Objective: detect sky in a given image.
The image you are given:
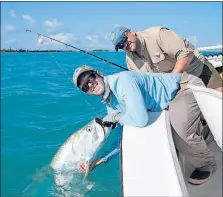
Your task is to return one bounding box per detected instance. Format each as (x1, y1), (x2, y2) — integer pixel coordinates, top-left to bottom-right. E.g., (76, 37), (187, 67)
(1, 1), (222, 50)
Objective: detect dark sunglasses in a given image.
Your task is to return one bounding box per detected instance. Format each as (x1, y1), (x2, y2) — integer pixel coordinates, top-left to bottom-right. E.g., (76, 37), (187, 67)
(81, 73), (97, 92)
(116, 36), (128, 50)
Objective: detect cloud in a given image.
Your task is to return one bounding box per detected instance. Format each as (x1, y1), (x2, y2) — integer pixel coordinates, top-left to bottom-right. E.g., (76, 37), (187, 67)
(5, 25), (16, 32)
(51, 33), (75, 43)
(86, 35), (100, 43)
(84, 34), (112, 50)
(22, 14), (35, 24)
(186, 36), (199, 46)
(44, 19), (62, 32)
(38, 33), (75, 46)
(9, 10), (16, 18)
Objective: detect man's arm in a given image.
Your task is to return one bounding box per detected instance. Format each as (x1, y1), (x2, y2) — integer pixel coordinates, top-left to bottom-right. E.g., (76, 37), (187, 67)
(101, 148), (120, 163)
(172, 55), (193, 73)
(117, 75), (149, 127)
(103, 105), (120, 123)
(157, 28), (194, 73)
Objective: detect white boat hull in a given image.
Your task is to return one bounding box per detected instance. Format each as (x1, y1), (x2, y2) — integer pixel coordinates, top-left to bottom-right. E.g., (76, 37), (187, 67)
(188, 85), (222, 150)
(121, 111), (188, 197)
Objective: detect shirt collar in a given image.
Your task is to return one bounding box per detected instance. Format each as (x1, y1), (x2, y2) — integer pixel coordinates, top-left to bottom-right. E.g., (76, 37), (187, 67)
(101, 77), (111, 104)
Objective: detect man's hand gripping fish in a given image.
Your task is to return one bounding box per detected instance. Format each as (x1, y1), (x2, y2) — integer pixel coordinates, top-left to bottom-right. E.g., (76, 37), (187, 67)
(50, 117), (116, 180)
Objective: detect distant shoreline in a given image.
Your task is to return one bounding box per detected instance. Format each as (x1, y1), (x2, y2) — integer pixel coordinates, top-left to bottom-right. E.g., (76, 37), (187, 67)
(0, 49), (116, 53)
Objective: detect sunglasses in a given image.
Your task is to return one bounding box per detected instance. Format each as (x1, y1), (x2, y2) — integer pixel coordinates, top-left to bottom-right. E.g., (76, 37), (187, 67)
(116, 36), (128, 50)
(80, 73), (97, 92)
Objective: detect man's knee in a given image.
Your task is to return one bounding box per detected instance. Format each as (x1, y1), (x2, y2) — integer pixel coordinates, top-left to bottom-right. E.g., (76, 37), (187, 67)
(169, 90), (201, 141)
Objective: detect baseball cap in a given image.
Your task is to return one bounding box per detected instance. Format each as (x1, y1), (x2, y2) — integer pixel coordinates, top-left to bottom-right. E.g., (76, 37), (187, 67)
(73, 65), (96, 87)
(110, 26), (128, 51)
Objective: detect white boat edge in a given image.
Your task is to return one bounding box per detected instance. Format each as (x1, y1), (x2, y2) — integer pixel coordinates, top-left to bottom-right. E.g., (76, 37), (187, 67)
(121, 111), (189, 197)
(188, 84), (222, 150)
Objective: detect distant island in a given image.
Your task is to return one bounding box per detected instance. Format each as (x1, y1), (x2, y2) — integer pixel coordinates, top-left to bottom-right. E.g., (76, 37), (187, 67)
(0, 48), (113, 53)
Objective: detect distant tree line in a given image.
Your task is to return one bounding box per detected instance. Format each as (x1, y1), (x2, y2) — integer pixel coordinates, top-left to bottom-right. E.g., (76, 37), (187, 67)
(1, 48), (73, 52)
(0, 48), (111, 53)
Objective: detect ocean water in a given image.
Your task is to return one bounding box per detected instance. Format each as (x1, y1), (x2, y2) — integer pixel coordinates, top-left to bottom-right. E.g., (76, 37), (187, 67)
(1, 52), (126, 197)
(1, 50), (220, 197)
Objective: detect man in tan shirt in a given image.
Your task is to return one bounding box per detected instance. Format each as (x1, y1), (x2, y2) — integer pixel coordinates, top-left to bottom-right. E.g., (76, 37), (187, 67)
(110, 26), (222, 185)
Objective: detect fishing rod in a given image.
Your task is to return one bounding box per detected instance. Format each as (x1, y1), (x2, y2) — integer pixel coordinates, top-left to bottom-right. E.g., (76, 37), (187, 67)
(26, 29), (128, 71)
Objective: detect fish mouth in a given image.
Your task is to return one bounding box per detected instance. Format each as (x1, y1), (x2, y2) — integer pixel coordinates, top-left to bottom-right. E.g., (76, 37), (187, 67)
(103, 126), (111, 138)
(94, 118), (112, 136)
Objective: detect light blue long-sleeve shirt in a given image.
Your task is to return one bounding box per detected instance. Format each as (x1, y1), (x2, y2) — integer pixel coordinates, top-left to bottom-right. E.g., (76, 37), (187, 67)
(102, 148), (120, 163)
(103, 71), (182, 127)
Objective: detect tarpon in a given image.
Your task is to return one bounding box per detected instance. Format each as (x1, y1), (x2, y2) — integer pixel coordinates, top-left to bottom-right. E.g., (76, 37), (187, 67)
(50, 118), (112, 185)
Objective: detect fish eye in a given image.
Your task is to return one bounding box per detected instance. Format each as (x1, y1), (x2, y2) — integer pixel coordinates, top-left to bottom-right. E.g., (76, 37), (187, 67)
(87, 125), (92, 132)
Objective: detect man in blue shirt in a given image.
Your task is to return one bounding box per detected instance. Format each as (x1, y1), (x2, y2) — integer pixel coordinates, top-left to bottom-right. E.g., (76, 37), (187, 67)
(73, 65), (182, 127)
(74, 65), (182, 173)
(73, 65), (216, 185)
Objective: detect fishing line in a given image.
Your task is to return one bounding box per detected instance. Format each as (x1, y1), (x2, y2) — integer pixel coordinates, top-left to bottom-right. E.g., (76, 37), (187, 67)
(48, 51), (98, 123)
(38, 35), (70, 80)
(48, 51), (71, 82)
(36, 34), (99, 118)
(24, 32), (102, 194)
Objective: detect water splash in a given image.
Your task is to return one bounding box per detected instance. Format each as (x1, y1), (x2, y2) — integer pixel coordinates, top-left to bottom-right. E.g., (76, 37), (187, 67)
(22, 165), (95, 197)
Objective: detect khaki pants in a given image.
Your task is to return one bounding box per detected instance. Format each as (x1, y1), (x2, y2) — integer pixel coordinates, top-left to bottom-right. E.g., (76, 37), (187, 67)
(168, 74), (216, 171)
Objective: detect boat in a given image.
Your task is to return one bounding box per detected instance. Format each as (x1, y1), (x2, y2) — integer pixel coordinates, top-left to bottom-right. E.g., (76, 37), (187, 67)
(121, 46), (222, 197)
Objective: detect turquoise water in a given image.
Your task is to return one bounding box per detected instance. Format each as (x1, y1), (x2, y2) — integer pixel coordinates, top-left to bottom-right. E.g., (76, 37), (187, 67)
(1, 52), (126, 197)
(1, 50), (220, 197)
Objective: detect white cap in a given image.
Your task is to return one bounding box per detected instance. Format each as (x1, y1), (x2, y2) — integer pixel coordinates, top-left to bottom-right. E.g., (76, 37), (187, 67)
(73, 65), (96, 86)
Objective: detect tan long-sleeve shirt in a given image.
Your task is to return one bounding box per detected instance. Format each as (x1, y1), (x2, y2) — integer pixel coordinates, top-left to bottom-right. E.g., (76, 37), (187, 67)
(126, 27), (205, 77)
